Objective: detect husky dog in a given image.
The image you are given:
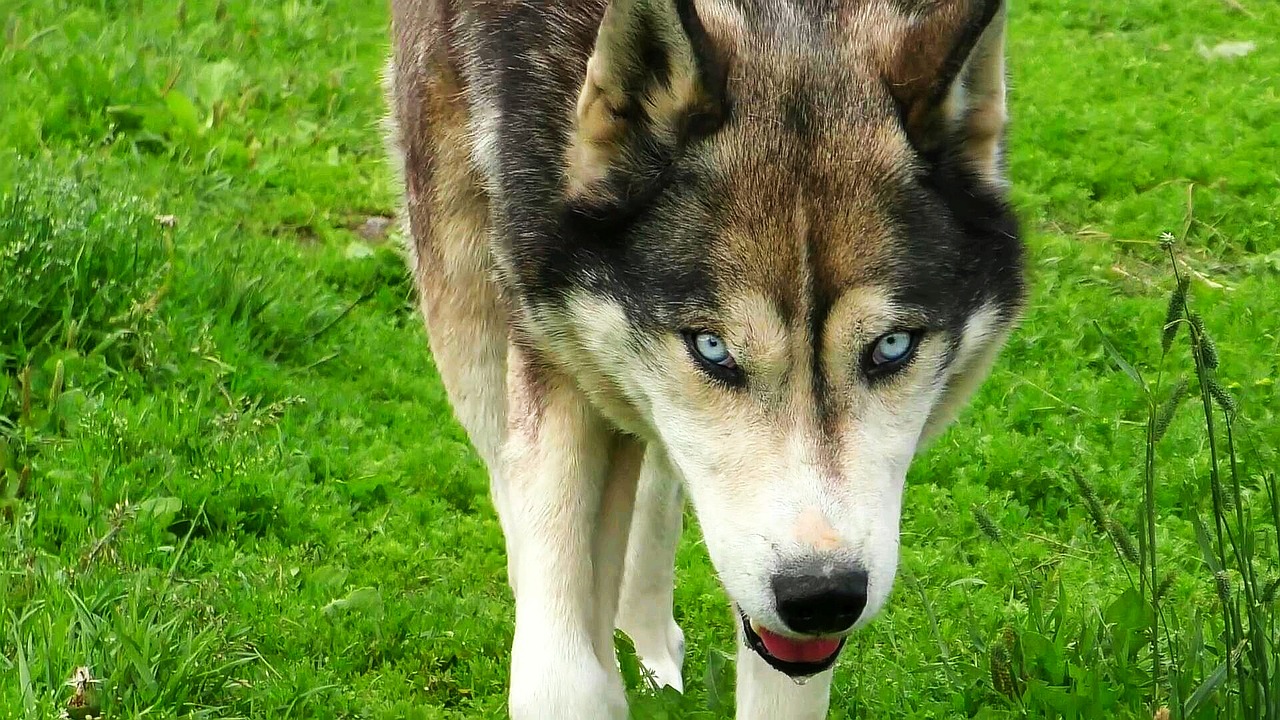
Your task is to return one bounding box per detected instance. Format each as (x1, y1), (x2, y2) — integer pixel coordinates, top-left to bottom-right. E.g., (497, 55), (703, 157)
(383, 0), (1025, 716)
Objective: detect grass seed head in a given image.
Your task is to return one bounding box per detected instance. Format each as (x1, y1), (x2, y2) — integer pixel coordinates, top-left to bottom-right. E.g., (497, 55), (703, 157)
(1263, 576), (1280, 604)
(1207, 378), (1237, 419)
(1072, 470), (1109, 533)
(1214, 571), (1232, 605)
(1108, 520), (1141, 565)
(990, 638), (1018, 697)
(1188, 312), (1219, 370)
(1152, 378), (1188, 444)
(988, 626), (1023, 698)
(973, 506), (1004, 543)
(1161, 276), (1189, 353)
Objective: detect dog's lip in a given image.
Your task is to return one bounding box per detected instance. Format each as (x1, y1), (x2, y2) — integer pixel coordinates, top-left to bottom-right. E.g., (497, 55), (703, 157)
(738, 609), (846, 678)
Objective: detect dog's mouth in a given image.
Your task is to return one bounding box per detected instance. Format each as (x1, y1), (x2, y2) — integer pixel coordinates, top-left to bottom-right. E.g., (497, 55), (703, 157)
(738, 609), (846, 678)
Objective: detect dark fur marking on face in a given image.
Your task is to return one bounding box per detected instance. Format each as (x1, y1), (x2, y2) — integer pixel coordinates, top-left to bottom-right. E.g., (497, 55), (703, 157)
(781, 79), (816, 140)
(918, 138), (1024, 313)
(556, 164), (726, 331)
(807, 282), (837, 438)
(879, 145), (1022, 342)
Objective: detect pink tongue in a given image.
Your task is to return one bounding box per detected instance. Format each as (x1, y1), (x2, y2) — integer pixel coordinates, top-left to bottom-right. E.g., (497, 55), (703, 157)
(755, 625), (842, 664)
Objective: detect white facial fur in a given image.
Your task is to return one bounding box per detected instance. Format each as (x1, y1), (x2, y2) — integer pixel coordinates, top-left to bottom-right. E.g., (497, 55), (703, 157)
(555, 290), (1008, 636)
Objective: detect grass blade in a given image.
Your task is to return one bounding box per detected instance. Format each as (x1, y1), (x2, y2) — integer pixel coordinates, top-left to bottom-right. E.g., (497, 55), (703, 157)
(1092, 321), (1147, 391)
(1189, 506), (1224, 575)
(15, 626), (35, 716)
(1183, 657), (1229, 716)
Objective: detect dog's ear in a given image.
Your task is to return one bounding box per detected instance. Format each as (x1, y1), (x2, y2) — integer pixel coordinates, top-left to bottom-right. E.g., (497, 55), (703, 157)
(883, 0), (1009, 188)
(564, 0), (727, 205)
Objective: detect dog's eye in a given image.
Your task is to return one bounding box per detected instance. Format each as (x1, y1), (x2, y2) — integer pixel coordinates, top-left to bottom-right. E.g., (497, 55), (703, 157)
(864, 330), (921, 377)
(872, 332), (913, 364)
(684, 330), (743, 385)
(693, 332), (734, 366)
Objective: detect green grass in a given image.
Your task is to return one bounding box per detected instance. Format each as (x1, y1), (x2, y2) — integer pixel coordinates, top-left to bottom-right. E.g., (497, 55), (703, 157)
(1, 0), (1278, 717)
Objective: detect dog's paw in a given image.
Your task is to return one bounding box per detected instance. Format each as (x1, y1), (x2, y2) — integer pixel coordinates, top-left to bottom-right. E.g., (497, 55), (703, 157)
(626, 618), (686, 693)
(508, 673), (627, 720)
(509, 642), (627, 720)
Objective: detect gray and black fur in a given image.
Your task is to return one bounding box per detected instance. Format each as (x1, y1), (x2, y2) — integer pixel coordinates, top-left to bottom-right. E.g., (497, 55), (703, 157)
(389, 0), (1023, 362)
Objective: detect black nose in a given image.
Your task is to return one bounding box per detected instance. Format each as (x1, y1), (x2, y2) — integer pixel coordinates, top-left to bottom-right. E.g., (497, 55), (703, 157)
(771, 559), (869, 636)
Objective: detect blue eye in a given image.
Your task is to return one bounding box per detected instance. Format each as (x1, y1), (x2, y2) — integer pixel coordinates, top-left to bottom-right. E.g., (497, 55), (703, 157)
(869, 330), (918, 370)
(693, 332), (734, 366)
(684, 330), (743, 386)
(686, 330), (747, 386)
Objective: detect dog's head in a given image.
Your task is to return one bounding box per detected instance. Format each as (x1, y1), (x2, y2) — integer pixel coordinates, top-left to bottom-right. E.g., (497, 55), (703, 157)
(548, 0), (1025, 676)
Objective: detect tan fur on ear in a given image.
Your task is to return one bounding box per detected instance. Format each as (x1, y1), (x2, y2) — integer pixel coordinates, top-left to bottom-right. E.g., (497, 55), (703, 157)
(883, 0), (1009, 186)
(955, 5), (1008, 187)
(567, 53), (634, 197)
(565, 0), (723, 200)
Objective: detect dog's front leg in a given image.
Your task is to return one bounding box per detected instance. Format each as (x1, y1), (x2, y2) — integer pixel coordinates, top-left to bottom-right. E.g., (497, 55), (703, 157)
(615, 444), (686, 692)
(503, 346), (633, 720)
(734, 624), (834, 720)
